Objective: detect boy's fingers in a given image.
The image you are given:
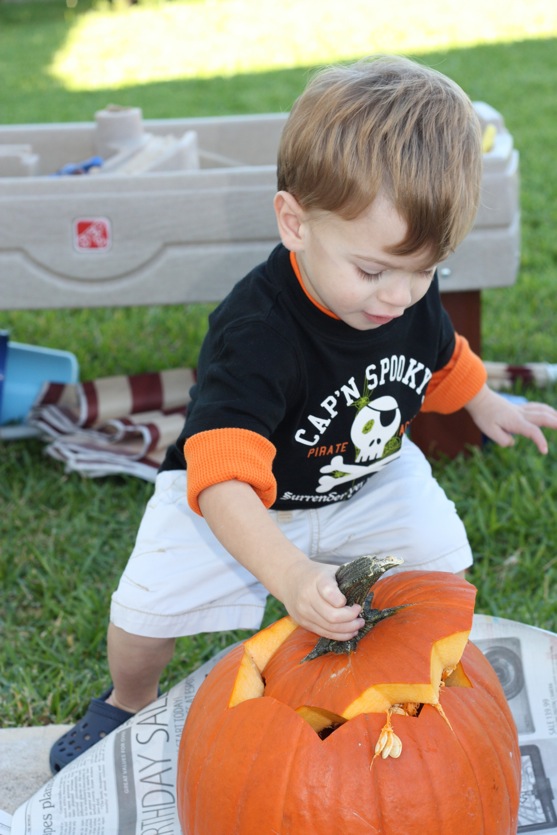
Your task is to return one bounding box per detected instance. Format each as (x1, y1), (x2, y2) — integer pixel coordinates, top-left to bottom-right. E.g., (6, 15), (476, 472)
(514, 410), (552, 453)
(524, 424), (548, 454)
(317, 571), (346, 608)
(305, 611), (365, 641)
(520, 402), (557, 429)
(321, 583), (346, 608)
(308, 597), (363, 636)
(493, 422), (548, 454)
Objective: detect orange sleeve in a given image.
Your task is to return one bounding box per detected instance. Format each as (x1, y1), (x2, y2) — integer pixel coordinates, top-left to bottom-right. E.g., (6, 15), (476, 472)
(421, 333), (487, 414)
(184, 428), (277, 515)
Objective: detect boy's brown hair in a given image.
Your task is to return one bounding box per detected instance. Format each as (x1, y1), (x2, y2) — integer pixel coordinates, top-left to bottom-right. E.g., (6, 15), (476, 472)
(277, 55), (483, 263)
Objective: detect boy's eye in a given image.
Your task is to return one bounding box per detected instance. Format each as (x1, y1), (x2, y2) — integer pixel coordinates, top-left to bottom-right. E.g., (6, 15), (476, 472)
(357, 267), (383, 281)
(356, 266), (436, 282)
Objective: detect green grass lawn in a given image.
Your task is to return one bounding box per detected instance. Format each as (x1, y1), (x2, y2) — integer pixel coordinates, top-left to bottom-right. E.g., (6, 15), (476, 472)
(1, 0), (557, 727)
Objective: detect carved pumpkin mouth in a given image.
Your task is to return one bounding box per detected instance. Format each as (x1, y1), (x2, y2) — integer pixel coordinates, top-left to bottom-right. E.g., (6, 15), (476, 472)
(229, 570), (474, 744)
(310, 660), (472, 741)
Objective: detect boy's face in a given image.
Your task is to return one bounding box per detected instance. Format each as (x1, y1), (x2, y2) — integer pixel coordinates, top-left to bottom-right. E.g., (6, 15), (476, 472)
(281, 193), (437, 332)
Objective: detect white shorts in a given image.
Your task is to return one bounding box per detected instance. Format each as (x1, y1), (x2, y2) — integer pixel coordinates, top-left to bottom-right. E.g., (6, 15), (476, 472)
(110, 437), (472, 638)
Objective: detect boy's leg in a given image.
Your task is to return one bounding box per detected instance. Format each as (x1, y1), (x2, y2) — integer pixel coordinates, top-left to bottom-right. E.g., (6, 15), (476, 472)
(50, 470), (269, 772)
(321, 436), (473, 572)
(333, 436), (473, 571)
(49, 632), (172, 773)
(106, 625), (175, 713)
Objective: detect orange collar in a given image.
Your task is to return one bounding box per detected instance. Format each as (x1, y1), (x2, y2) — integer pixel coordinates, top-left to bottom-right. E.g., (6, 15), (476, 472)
(289, 251), (339, 320)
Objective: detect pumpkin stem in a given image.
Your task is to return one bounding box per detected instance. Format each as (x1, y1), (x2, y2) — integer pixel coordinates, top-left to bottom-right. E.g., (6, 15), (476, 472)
(336, 555), (404, 606)
(302, 555), (407, 662)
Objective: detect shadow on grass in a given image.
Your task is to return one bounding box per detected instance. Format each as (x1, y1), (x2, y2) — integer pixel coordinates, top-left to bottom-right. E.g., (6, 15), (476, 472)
(0, 0), (556, 132)
(1, 11), (555, 200)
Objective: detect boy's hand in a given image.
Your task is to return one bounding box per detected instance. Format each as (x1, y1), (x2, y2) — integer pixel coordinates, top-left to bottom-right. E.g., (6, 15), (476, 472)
(466, 384), (557, 454)
(277, 559), (365, 641)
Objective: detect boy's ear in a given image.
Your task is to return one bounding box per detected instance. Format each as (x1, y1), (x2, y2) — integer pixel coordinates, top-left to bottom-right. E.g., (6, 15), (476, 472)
(274, 191), (306, 251)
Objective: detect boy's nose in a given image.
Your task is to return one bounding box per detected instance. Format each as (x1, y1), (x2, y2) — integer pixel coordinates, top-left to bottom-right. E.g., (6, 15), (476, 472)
(378, 273), (413, 310)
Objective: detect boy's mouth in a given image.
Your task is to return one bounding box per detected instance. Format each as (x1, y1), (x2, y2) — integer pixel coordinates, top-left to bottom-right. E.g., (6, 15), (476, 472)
(363, 313), (399, 325)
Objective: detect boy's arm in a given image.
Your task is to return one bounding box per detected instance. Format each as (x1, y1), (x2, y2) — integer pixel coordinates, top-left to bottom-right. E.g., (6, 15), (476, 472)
(421, 334), (487, 414)
(422, 334), (557, 453)
(197, 479), (364, 641)
(464, 383), (557, 454)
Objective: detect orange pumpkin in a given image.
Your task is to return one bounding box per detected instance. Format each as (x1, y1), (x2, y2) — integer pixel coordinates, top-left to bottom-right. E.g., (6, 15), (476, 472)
(177, 570), (520, 834)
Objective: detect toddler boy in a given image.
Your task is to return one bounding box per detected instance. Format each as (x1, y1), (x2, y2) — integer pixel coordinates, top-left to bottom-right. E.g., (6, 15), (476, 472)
(51, 55), (557, 771)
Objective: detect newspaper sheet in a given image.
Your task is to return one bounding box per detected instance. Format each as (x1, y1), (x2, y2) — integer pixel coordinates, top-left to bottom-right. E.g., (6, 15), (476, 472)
(6, 648), (230, 835)
(470, 615), (557, 833)
(2, 616), (556, 834)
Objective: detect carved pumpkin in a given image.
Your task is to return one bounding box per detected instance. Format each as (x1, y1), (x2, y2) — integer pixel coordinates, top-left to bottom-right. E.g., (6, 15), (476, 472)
(177, 570), (520, 834)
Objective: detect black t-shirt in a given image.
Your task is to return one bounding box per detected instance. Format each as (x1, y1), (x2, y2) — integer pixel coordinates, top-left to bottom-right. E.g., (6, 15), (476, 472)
(161, 244), (455, 509)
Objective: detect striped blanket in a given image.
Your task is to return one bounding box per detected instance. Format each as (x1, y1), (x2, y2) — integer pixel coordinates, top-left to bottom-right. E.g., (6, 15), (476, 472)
(30, 368), (195, 481)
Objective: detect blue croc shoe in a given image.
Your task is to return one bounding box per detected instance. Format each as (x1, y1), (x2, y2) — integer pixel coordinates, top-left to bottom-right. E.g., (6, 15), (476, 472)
(49, 686), (133, 773)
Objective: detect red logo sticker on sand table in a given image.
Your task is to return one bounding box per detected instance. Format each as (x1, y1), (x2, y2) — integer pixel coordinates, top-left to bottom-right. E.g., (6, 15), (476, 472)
(73, 218), (111, 251)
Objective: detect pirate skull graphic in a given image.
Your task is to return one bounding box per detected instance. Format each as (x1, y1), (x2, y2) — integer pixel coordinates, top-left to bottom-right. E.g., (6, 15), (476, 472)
(350, 395), (401, 463)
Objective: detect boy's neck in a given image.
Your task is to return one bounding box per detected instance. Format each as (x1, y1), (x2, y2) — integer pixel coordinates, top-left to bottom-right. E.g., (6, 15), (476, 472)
(290, 251), (339, 320)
